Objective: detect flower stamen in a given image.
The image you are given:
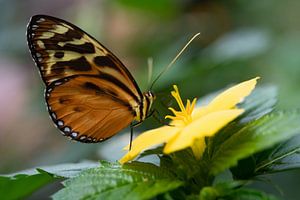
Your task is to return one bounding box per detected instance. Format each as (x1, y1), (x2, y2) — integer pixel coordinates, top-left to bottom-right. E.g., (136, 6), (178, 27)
(165, 85), (197, 125)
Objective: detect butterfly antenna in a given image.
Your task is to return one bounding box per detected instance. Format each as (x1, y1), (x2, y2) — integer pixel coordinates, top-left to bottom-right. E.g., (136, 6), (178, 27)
(147, 57), (153, 87)
(149, 32), (201, 90)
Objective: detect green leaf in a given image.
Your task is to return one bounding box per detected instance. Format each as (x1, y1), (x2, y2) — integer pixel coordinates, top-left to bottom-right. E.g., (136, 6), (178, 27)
(208, 111), (300, 175)
(199, 181), (241, 200)
(137, 145), (164, 159)
(223, 188), (279, 200)
(230, 156), (257, 179)
(231, 134), (300, 179)
(5, 161), (100, 178)
(0, 169), (59, 200)
(53, 161), (183, 200)
(95, 180), (182, 200)
(199, 182), (278, 200)
(255, 134), (300, 174)
(238, 85), (277, 123)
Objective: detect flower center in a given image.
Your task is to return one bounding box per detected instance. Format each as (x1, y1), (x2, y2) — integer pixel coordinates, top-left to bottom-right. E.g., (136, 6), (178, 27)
(165, 85), (197, 126)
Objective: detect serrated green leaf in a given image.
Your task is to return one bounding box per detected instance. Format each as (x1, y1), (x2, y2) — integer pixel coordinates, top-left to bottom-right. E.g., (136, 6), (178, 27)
(5, 161), (99, 178)
(53, 161), (183, 200)
(231, 134), (300, 179)
(255, 134), (300, 174)
(0, 170), (59, 200)
(95, 180), (182, 200)
(208, 111), (300, 175)
(137, 146), (164, 159)
(123, 161), (176, 179)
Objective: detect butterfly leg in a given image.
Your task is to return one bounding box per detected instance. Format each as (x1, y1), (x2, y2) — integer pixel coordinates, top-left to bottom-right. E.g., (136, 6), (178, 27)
(129, 109), (172, 149)
(129, 123), (133, 150)
(129, 121), (144, 150)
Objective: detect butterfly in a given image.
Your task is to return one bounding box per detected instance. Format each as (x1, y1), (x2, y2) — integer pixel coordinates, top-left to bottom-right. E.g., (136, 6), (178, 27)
(26, 15), (155, 143)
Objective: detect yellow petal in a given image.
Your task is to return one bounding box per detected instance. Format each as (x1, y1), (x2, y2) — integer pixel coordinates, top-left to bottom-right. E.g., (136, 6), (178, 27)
(192, 106), (210, 121)
(192, 77), (259, 120)
(191, 138), (206, 159)
(164, 109), (244, 154)
(208, 77), (259, 111)
(119, 126), (180, 164)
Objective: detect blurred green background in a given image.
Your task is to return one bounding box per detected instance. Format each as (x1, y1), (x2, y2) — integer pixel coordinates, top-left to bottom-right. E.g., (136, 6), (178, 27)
(0, 0), (300, 199)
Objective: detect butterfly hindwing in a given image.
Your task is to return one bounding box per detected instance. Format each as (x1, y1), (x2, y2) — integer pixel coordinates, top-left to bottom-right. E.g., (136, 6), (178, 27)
(27, 15), (144, 142)
(46, 76), (135, 142)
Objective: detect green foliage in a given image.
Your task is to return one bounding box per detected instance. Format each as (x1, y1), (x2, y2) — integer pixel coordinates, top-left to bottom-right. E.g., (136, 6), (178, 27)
(232, 134), (300, 179)
(199, 182), (278, 200)
(53, 161), (183, 200)
(224, 188), (278, 200)
(0, 162), (99, 200)
(3, 85), (300, 199)
(0, 169), (59, 200)
(255, 135), (300, 174)
(207, 111), (300, 175)
(239, 85), (277, 123)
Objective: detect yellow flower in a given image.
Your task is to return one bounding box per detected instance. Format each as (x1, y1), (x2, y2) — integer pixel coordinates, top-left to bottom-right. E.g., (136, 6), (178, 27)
(119, 77), (260, 164)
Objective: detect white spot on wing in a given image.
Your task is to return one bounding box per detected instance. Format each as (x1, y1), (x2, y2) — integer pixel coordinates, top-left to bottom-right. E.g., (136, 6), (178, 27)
(51, 112), (56, 119)
(54, 82), (62, 86)
(32, 24), (38, 30)
(64, 126), (71, 133)
(57, 120), (64, 127)
(71, 132), (78, 138)
(37, 18), (45, 23)
(80, 136), (86, 140)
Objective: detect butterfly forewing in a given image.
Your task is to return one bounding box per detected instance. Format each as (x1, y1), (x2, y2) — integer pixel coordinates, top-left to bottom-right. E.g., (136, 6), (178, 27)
(27, 15), (141, 94)
(27, 15), (144, 142)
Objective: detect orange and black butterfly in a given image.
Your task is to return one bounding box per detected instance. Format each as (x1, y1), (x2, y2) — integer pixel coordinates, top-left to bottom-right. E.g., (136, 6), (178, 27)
(26, 15), (155, 143)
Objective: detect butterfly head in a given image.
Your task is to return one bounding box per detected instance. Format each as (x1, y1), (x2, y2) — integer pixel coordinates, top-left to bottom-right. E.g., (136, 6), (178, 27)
(144, 91), (155, 103)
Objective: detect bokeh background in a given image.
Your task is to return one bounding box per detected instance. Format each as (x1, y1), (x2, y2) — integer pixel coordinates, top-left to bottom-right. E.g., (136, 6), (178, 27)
(0, 0), (300, 199)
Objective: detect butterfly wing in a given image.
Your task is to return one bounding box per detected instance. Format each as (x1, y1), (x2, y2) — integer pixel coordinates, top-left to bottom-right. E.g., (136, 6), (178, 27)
(27, 15), (143, 142)
(46, 75), (136, 142)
